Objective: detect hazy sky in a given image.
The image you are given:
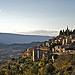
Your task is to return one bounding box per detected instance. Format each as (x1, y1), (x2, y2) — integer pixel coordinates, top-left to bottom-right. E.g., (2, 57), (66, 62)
(0, 0), (75, 36)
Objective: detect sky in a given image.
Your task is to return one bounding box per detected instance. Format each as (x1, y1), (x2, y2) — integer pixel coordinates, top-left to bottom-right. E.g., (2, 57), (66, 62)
(0, 0), (75, 36)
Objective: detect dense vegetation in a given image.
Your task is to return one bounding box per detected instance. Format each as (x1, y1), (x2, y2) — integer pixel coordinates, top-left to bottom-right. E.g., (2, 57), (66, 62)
(59, 29), (75, 36)
(0, 53), (75, 75)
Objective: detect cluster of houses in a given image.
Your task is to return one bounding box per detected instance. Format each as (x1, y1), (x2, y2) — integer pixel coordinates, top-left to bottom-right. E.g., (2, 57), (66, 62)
(52, 34), (75, 53)
(22, 27), (75, 61)
(22, 44), (51, 61)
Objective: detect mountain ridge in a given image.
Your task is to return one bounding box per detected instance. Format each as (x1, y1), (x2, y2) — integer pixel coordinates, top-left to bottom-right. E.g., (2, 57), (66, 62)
(0, 33), (53, 44)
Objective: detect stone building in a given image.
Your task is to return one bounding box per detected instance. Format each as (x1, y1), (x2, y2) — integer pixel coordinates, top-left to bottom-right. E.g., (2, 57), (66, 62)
(33, 48), (37, 61)
(62, 38), (66, 45)
(32, 48), (43, 61)
(43, 41), (51, 47)
(71, 38), (75, 43)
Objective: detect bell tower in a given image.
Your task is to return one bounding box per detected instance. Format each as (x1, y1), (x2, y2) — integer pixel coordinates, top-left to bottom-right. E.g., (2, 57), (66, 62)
(67, 25), (69, 35)
(67, 25), (68, 30)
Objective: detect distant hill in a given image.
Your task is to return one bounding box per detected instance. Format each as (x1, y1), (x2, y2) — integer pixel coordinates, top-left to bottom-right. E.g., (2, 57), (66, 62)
(0, 42), (43, 60)
(0, 33), (53, 60)
(0, 33), (52, 44)
(0, 42), (43, 50)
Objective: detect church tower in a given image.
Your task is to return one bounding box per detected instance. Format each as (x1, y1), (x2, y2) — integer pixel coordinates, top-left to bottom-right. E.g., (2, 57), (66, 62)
(67, 25), (69, 30)
(67, 25), (69, 36)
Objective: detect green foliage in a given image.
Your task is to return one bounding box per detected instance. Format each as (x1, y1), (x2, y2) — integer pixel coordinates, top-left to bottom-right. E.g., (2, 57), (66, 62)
(0, 53), (75, 75)
(16, 64), (19, 71)
(11, 58), (15, 61)
(71, 68), (75, 75)
(44, 63), (55, 75)
(53, 54), (75, 75)
(59, 28), (75, 36)
(60, 30), (63, 35)
(71, 54), (75, 65)
(48, 54), (52, 60)
(8, 64), (11, 70)
(31, 65), (39, 74)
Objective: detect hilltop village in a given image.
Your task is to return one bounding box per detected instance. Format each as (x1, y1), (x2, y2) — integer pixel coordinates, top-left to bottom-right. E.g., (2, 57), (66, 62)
(0, 26), (75, 75)
(22, 26), (75, 61)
